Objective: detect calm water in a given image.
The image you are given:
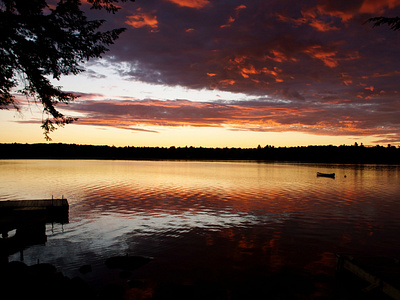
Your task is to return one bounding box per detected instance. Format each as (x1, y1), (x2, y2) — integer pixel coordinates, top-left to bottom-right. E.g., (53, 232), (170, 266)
(1, 159), (400, 298)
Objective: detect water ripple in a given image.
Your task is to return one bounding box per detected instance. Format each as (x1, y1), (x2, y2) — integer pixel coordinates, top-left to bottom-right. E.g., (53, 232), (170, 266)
(3, 160), (400, 291)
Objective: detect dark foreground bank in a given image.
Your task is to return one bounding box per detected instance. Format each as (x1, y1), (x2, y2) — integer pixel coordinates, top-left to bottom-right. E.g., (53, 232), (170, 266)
(1, 143), (400, 163)
(0, 257), (394, 300)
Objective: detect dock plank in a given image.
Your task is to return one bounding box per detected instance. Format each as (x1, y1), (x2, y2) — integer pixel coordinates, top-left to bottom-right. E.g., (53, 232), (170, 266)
(0, 199), (69, 232)
(0, 199), (68, 209)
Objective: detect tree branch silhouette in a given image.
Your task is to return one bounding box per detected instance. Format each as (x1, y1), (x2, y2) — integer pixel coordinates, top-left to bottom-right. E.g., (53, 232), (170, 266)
(368, 16), (400, 31)
(0, 0), (134, 140)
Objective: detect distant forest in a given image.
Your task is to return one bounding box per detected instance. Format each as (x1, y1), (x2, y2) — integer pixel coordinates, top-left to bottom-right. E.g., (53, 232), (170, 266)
(0, 143), (400, 163)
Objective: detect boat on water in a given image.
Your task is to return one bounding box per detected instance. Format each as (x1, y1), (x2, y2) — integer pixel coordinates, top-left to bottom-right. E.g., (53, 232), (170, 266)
(317, 172), (335, 178)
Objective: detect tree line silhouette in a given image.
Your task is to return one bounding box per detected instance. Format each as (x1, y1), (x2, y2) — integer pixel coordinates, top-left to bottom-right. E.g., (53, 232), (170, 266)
(1, 143), (399, 163)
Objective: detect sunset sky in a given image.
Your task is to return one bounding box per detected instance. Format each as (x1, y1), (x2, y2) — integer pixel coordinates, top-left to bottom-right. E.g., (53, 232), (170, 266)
(2, 0), (400, 148)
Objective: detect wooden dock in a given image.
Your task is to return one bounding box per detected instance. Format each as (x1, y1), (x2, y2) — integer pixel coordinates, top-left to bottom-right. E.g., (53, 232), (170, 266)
(0, 199), (69, 260)
(336, 254), (400, 299)
(0, 198), (69, 231)
(0, 198), (68, 211)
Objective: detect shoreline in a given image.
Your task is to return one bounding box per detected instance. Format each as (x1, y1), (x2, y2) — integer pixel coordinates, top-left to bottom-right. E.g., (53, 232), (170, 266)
(1, 143), (400, 164)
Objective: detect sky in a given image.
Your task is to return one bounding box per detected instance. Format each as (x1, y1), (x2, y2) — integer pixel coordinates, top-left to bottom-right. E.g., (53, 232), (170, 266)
(2, 0), (400, 148)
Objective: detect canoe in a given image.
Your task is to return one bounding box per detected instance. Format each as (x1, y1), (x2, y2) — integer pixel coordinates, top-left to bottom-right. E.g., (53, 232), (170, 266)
(317, 172), (335, 178)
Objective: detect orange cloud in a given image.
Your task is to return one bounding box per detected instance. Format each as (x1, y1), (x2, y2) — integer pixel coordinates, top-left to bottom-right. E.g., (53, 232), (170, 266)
(309, 18), (340, 31)
(219, 79), (236, 86)
(221, 16), (235, 28)
(125, 9), (159, 32)
(315, 0), (400, 23)
(359, 0), (400, 14)
(165, 0), (210, 9)
(262, 67), (284, 82)
(222, 55), (286, 83)
(340, 73), (353, 86)
(314, 4), (355, 22)
(240, 66), (258, 78)
(303, 45), (338, 68)
(54, 95), (400, 141)
(276, 7), (340, 31)
(365, 86), (374, 91)
(278, 1), (400, 29)
(275, 13), (306, 27)
(301, 7), (340, 31)
(220, 5), (247, 28)
(266, 50), (298, 63)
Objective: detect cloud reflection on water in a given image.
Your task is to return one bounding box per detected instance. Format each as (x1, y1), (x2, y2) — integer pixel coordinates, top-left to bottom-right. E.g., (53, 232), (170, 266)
(3, 160), (400, 297)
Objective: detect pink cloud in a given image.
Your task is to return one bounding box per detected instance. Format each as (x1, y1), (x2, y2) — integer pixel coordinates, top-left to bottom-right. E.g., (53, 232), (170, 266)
(48, 95), (398, 142)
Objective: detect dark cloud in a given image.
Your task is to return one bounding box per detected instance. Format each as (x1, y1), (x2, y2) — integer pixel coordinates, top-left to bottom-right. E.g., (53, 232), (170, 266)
(73, 0), (400, 143)
(106, 0), (400, 95)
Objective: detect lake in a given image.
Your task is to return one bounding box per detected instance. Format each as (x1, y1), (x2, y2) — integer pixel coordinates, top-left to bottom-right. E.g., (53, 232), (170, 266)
(1, 159), (400, 298)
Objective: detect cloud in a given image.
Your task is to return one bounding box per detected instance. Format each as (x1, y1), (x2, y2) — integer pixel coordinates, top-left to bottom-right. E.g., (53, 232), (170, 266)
(276, 6), (341, 32)
(303, 45), (340, 68)
(125, 8), (159, 32)
(314, 0), (364, 22)
(67, 0), (400, 143)
(359, 0), (400, 14)
(164, 0), (210, 9)
(220, 4), (247, 28)
(111, 0), (392, 98)
(55, 93), (400, 142)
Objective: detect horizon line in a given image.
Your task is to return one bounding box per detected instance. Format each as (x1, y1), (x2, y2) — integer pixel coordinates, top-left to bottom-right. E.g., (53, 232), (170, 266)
(1, 142), (397, 149)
